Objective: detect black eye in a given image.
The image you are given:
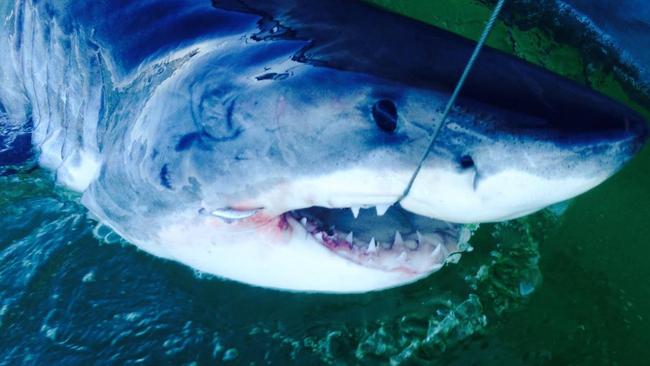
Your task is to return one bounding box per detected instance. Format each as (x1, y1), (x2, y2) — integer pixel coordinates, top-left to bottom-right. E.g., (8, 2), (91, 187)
(460, 155), (474, 169)
(372, 99), (398, 133)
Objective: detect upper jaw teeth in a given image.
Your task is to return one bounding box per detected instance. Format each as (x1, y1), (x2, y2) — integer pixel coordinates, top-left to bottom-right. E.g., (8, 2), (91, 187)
(394, 231), (404, 246)
(351, 206), (361, 218)
(349, 204), (395, 218)
(289, 205), (466, 273)
(367, 237), (378, 253)
(375, 204), (390, 216)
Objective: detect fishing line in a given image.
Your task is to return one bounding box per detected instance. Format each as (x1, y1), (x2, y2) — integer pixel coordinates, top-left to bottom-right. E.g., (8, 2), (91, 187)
(397, 0), (506, 203)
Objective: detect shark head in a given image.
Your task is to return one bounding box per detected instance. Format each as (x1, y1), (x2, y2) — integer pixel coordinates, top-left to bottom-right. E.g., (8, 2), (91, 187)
(82, 34), (647, 293)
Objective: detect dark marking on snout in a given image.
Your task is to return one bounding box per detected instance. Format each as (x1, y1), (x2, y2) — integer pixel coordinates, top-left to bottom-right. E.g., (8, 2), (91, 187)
(226, 99), (235, 129)
(372, 99), (397, 133)
(255, 72), (291, 81)
(175, 128), (243, 152)
(159, 164), (172, 189)
(252, 18), (295, 41)
(256, 72), (277, 80)
(176, 132), (205, 151)
(458, 155), (479, 190)
(459, 155), (474, 169)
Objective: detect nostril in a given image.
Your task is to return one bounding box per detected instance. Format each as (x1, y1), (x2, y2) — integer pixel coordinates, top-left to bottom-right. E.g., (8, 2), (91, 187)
(459, 155), (474, 169)
(372, 99), (398, 133)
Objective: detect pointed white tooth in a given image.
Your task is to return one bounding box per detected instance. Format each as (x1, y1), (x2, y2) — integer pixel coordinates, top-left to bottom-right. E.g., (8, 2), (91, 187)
(431, 244), (444, 261)
(345, 232), (354, 243)
(351, 206), (360, 219)
(416, 231), (423, 244)
(314, 232), (323, 241)
(375, 204), (390, 216)
(394, 231), (404, 246)
(368, 237), (377, 253)
(397, 251), (407, 262)
(300, 217), (307, 226)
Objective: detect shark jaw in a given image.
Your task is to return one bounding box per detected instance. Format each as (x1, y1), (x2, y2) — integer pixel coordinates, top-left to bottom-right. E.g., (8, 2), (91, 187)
(149, 203), (471, 294)
(145, 166), (472, 293)
(103, 162), (614, 294)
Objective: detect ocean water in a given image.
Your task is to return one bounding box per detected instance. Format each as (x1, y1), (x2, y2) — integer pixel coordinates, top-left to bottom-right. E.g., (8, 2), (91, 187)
(0, 162), (557, 364)
(1, 1), (649, 365)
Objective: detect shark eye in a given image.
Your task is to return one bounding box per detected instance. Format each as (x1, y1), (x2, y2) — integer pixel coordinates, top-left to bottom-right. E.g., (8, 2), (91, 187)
(372, 99), (398, 133)
(459, 155), (474, 169)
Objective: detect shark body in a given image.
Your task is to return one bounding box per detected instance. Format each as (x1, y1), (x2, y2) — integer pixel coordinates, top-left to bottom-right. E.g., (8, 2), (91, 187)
(0, 0), (646, 292)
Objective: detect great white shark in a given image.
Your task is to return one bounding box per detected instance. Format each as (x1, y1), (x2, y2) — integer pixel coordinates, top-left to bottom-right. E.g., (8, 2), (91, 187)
(0, 0), (647, 292)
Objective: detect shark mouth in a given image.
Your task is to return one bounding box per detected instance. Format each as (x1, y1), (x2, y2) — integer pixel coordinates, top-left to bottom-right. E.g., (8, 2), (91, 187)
(283, 205), (471, 275)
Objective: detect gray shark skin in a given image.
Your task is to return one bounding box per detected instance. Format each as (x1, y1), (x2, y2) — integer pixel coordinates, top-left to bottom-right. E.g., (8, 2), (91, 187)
(0, 0), (646, 292)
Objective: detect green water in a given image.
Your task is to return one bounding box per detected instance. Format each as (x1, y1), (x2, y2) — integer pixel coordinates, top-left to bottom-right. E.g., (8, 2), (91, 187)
(1, 1), (649, 365)
(0, 162), (558, 364)
(469, 147), (650, 365)
(2, 151), (646, 364)
(363, 1), (650, 363)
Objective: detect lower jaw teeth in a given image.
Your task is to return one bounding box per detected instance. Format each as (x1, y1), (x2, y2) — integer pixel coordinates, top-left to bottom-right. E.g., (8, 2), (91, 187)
(394, 231), (404, 246)
(297, 217), (453, 263)
(294, 215), (450, 250)
(368, 238), (377, 253)
(288, 207), (470, 272)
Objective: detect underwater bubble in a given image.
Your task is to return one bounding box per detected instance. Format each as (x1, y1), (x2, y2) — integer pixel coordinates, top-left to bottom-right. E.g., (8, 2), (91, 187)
(82, 271), (95, 283)
(222, 348), (239, 361)
(104, 232), (122, 244)
(519, 281), (536, 296)
(92, 223), (112, 240)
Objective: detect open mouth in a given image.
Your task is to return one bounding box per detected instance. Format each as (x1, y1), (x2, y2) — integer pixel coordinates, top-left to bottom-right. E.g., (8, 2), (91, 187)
(286, 205), (472, 275)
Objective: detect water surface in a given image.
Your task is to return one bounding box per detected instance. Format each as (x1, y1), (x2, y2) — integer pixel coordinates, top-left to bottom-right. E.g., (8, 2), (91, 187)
(1, 0), (649, 364)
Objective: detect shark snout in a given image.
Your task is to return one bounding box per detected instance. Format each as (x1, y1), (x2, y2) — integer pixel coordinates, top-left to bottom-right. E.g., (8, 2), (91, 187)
(599, 110), (649, 165)
(576, 99), (648, 158)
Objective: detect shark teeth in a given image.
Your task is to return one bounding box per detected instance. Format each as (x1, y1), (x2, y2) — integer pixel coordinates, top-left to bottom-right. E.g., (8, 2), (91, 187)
(375, 204), (390, 216)
(348, 204), (392, 218)
(431, 244), (444, 262)
(394, 231), (404, 246)
(289, 208), (468, 274)
(397, 251), (407, 262)
(367, 237), (377, 253)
